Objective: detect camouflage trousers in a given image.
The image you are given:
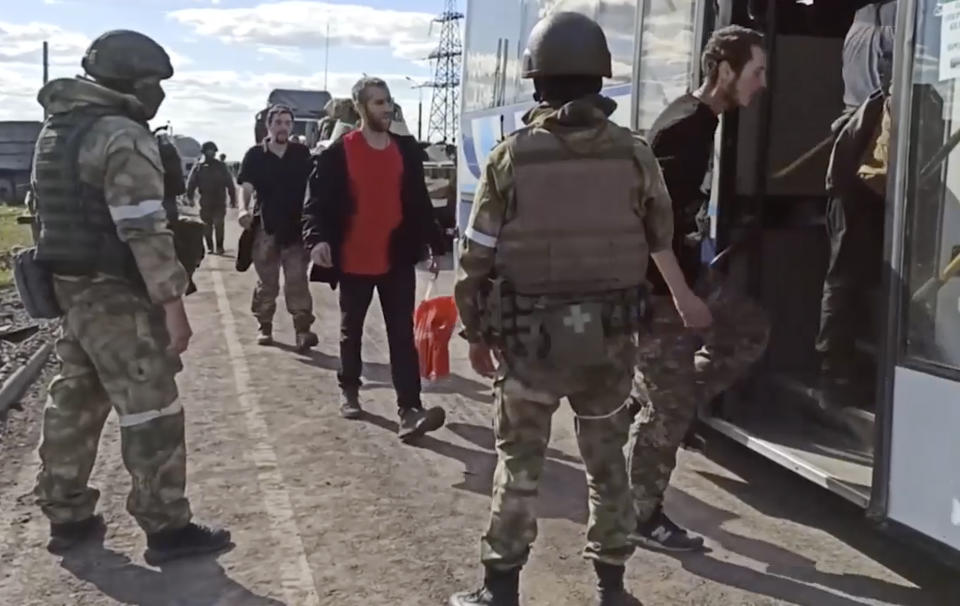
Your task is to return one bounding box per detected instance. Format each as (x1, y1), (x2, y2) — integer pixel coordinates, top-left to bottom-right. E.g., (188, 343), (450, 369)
(482, 338), (636, 571)
(35, 277), (192, 534)
(251, 228), (315, 332)
(628, 288), (769, 522)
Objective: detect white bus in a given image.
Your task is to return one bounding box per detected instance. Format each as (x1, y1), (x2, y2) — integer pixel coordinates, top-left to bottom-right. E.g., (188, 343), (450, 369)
(457, 0), (960, 560)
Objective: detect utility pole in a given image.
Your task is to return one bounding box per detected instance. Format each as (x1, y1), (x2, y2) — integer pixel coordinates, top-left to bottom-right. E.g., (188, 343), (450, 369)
(324, 22), (330, 91)
(425, 0), (463, 143)
(405, 76), (427, 142)
(43, 41), (49, 119)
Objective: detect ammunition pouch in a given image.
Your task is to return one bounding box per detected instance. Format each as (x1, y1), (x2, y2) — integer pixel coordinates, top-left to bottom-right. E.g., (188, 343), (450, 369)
(484, 279), (647, 367)
(13, 247), (63, 319)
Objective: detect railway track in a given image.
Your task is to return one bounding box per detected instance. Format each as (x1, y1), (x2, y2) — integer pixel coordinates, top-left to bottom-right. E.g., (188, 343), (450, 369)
(0, 287), (57, 431)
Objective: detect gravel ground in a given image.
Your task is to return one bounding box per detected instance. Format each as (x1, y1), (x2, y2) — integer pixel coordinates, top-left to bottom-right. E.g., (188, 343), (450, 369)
(0, 286), (58, 445)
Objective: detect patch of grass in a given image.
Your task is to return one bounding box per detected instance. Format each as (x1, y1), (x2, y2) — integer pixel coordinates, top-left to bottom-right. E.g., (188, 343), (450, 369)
(0, 205), (34, 287)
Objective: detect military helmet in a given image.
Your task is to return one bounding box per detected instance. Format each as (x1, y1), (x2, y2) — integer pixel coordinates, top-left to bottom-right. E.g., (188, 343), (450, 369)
(82, 30), (174, 82)
(521, 12), (611, 79)
(201, 141), (218, 153)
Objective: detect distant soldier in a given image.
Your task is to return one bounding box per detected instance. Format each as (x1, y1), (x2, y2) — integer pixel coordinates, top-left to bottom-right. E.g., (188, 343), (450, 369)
(450, 12), (711, 606)
(30, 30), (230, 564)
(187, 140), (236, 254)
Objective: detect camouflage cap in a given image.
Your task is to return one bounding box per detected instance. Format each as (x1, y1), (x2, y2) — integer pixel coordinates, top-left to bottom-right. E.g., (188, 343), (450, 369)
(82, 30), (174, 82)
(521, 12), (611, 78)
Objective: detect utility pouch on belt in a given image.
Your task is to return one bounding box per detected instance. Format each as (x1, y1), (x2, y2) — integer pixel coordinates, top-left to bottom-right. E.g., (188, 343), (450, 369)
(13, 247), (63, 319)
(489, 282), (646, 367)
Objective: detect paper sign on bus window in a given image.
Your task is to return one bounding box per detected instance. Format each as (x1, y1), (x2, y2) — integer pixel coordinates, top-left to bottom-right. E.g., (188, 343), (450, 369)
(940, 1), (960, 81)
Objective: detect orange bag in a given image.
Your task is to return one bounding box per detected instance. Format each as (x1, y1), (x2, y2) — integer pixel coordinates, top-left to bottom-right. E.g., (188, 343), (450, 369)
(414, 279), (459, 381)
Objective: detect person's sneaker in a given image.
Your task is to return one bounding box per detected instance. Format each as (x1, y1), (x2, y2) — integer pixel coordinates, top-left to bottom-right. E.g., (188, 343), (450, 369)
(215, 247), (225, 256)
(398, 406), (446, 442)
(295, 331), (319, 353)
(47, 514), (106, 554)
(449, 567), (520, 606)
(340, 389), (363, 419)
(143, 522), (232, 566)
(256, 324), (273, 346)
(630, 508), (704, 552)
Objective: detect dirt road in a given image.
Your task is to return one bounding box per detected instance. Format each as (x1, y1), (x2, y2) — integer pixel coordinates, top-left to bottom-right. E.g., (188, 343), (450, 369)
(1, 219), (956, 605)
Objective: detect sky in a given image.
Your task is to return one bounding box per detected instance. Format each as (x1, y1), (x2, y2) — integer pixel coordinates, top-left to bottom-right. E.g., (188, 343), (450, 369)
(1, 0), (457, 159)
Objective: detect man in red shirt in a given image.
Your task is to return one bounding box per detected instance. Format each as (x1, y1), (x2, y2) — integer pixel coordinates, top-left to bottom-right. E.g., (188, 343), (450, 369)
(303, 77), (447, 442)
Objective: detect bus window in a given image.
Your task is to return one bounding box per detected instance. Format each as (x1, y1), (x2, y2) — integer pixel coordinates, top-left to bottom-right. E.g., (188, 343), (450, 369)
(634, 0), (699, 134)
(514, 1), (640, 104)
(463, 0), (524, 113)
(901, 1), (960, 373)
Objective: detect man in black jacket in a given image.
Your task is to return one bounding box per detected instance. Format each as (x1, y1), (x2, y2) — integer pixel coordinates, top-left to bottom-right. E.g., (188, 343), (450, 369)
(303, 76), (446, 442)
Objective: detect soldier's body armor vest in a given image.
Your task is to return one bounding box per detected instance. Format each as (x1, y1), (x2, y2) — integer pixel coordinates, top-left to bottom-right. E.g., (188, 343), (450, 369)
(494, 123), (649, 296)
(32, 108), (138, 279)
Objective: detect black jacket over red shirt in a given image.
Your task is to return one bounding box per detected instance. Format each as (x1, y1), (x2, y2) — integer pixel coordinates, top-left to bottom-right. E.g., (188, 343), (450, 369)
(302, 133), (444, 287)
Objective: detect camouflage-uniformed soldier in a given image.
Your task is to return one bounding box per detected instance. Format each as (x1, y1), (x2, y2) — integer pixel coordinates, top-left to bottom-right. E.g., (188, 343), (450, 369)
(31, 30), (230, 565)
(450, 13), (711, 606)
(187, 140), (236, 254)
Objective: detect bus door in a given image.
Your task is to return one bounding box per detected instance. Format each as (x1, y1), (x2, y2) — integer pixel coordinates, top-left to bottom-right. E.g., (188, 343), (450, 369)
(877, 0), (960, 554)
(698, 0), (889, 508)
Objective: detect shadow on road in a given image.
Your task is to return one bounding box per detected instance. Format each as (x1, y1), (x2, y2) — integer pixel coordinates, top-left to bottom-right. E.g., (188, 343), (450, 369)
(673, 438), (960, 606)
(293, 352), (494, 405)
(360, 412), (590, 524)
(60, 536), (283, 606)
(446, 421), (583, 467)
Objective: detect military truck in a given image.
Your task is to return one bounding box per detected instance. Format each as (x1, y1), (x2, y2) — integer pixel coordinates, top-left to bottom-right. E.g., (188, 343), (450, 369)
(254, 89), (332, 148)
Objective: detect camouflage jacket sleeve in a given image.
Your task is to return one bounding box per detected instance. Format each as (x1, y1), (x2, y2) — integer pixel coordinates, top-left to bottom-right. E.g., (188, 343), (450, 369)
(632, 137), (674, 253)
(100, 119), (188, 303)
(454, 141), (512, 343)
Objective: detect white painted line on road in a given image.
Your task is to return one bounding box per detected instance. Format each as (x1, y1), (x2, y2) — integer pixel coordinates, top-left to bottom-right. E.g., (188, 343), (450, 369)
(211, 269), (321, 606)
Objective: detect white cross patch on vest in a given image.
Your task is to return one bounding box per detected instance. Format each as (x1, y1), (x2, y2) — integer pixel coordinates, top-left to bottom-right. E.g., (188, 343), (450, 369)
(563, 305), (594, 334)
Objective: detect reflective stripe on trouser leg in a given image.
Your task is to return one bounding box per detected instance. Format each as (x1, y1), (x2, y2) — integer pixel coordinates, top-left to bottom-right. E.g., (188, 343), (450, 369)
(34, 327), (113, 525)
(51, 280), (192, 534)
(481, 377), (559, 571)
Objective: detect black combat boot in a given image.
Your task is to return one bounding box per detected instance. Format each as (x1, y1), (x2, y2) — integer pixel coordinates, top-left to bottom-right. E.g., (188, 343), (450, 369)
(144, 522), (232, 566)
(594, 561), (628, 606)
(449, 566), (520, 606)
(47, 514), (106, 554)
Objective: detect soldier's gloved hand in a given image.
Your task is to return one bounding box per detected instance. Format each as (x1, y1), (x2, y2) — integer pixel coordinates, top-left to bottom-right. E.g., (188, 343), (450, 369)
(469, 342), (497, 378)
(238, 210), (254, 230)
(311, 242), (333, 268)
(674, 292), (713, 330)
(163, 298), (193, 354)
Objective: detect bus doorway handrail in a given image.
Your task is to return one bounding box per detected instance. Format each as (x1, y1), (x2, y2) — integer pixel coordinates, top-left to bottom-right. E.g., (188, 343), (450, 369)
(919, 126), (960, 182)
